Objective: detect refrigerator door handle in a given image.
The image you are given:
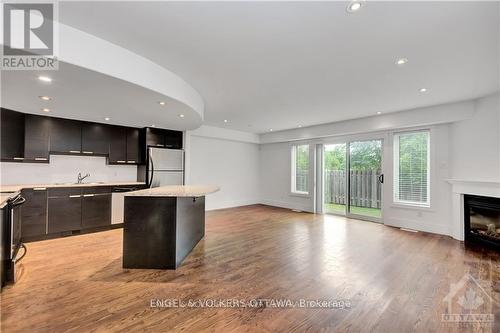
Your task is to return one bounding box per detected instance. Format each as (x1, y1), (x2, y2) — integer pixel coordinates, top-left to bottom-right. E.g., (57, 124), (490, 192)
(148, 156), (155, 188)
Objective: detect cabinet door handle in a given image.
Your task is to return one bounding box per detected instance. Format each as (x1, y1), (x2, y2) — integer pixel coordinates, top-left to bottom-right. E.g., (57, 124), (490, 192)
(127, 160), (136, 163)
(116, 160), (126, 163)
(83, 194), (94, 197)
(33, 187), (47, 191)
(13, 157), (24, 160)
(82, 151), (93, 154)
(69, 195), (81, 198)
(156, 144), (165, 147)
(69, 150), (80, 154)
(35, 157), (48, 161)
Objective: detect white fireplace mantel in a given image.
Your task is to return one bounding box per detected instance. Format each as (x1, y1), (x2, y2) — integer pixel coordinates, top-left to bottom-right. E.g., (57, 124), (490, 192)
(446, 179), (500, 241)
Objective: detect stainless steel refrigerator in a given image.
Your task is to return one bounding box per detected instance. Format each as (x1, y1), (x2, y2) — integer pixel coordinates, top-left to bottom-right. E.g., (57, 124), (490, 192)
(143, 147), (184, 187)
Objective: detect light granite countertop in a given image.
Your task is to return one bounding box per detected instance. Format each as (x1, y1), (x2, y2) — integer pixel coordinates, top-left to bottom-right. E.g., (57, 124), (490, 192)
(0, 181), (146, 193)
(125, 185), (220, 197)
(0, 182), (146, 208)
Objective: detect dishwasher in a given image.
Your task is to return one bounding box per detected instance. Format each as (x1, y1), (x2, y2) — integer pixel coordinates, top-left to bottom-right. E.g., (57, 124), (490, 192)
(111, 187), (139, 224)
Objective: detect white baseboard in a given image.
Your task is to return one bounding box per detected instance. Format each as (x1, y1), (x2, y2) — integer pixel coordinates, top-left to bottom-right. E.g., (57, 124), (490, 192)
(384, 217), (451, 237)
(259, 199), (313, 213)
(205, 199), (260, 211)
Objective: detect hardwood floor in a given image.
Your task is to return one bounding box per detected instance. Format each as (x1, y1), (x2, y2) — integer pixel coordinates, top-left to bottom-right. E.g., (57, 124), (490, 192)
(1, 205), (499, 332)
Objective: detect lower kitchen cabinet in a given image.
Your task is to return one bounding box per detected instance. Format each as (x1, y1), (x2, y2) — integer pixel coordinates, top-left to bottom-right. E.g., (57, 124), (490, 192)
(20, 185), (136, 240)
(20, 188), (47, 238)
(48, 193), (82, 233)
(82, 191), (111, 229)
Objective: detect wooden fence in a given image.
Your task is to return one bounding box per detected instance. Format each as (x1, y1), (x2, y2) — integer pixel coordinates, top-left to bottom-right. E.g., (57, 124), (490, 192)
(324, 170), (381, 208)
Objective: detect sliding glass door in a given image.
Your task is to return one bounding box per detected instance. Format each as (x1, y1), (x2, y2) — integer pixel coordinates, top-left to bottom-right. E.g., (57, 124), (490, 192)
(348, 140), (382, 220)
(323, 139), (383, 222)
(323, 143), (347, 215)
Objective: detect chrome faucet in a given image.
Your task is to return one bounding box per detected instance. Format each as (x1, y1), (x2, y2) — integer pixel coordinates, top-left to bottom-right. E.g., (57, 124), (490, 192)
(77, 172), (90, 184)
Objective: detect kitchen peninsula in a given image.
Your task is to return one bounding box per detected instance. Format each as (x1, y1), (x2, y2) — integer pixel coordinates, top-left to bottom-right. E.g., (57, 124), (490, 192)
(122, 185), (219, 269)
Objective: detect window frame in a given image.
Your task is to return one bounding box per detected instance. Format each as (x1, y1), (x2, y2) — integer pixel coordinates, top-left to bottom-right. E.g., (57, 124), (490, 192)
(393, 129), (431, 208)
(291, 144), (310, 196)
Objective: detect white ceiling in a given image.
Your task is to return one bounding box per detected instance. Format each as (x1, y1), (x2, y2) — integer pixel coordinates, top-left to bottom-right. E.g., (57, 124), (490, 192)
(36, 1), (500, 133)
(1, 62), (195, 129)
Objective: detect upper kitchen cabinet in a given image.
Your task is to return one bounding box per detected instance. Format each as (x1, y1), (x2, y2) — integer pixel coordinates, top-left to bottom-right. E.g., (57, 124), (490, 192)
(49, 117), (82, 154)
(108, 125), (127, 164)
(109, 126), (142, 164)
(164, 130), (183, 149)
(82, 122), (112, 155)
(1, 108), (25, 161)
(126, 128), (141, 164)
(143, 127), (183, 150)
(24, 114), (51, 162)
(144, 127), (166, 148)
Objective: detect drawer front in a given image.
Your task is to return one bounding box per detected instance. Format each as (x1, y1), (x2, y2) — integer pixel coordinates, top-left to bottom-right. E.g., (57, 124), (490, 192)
(21, 189), (48, 237)
(48, 196), (82, 233)
(48, 187), (82, 198)
(83, 186), (113, 195)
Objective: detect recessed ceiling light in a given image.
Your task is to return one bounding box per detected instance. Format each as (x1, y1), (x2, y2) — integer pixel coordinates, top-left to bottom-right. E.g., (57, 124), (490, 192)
(158, 101), (166, 106)
(151, 124), (156, 127)
(269, 129), (273, 132)
(396, 58), (408, 66)
(224, 119), (228, 123)
(298, 125), (302, 128)
(39, 96), (51, 101)
(41, 108), (50, 112)
(38, 76), (52, 82)
(104, 117), (110, 121)
(377, 111), (382, 115)
(346, 1), (363, 13)
(179, 114), (185, 118)
(419, 88), (428, 93)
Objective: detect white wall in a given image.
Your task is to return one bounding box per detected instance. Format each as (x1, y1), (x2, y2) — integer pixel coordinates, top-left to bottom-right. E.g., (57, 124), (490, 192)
(259, 142), (315, 212)
(186, 126), (260, 210)
(0, 155), (137, 185)
(383, 125), (452, 235)
(449, 92), (500, 181)
(258, 95), (499, 237)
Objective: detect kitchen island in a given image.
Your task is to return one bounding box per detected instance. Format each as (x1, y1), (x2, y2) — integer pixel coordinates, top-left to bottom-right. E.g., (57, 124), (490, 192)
(122, 185), (219, 269)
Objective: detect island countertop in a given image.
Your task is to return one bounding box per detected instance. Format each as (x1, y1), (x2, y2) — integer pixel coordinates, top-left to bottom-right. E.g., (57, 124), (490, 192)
(125, 185), (220, 197)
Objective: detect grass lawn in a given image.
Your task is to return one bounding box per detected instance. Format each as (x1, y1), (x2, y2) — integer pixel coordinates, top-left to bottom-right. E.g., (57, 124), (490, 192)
(324, 203), (381, 218)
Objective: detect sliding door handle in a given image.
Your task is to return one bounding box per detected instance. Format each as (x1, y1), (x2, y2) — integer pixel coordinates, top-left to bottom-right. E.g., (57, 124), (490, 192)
(378, 174), (384, 184)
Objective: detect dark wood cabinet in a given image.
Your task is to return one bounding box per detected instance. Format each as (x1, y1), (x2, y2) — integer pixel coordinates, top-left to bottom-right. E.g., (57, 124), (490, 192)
(165, 130), (183, 149)
(144, 127), (166, 147)
(24, 114), (50, 162)
(49, 118), (82, 154)
(144, 127), (183, 150)
(47, 188), (82, 233)
(109, 126), (141, 165)
(20, 188), (47, 238)
(108, 126), (127, 164)
(1, 108), (25, 161)
(82, 187), (111, 229)
(126, 128), (141, 164)
(2, 108), (181, 164)
(82, 122), (111, 155)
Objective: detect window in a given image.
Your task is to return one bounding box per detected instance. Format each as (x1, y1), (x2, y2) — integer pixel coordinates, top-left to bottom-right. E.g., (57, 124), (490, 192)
(393, 130), (430, 206)
(291, 144), (309, 194)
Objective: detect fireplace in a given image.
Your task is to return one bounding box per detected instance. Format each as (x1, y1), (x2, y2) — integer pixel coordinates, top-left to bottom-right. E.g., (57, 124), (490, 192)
(464, 195), (500, 250)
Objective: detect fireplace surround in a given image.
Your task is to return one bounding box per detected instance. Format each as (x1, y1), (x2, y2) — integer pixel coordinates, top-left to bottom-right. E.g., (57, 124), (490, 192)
(464, 194), (500, 250)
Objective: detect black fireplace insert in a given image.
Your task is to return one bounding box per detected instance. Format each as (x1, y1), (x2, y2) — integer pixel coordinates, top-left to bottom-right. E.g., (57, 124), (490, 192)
(464, 195), (500, 250)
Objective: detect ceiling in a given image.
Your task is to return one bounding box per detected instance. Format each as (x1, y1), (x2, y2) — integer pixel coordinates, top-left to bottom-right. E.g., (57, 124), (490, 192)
(14, 1), (500, 133)
(1, 62), (196, 129)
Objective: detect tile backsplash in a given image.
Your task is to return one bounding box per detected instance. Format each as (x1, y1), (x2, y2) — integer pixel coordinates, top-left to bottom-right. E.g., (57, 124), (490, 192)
(0, 155), (137, 185)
